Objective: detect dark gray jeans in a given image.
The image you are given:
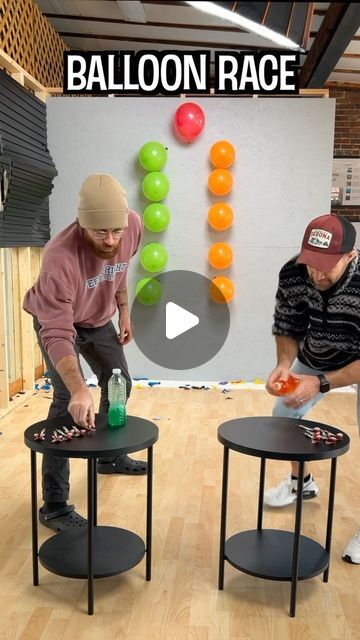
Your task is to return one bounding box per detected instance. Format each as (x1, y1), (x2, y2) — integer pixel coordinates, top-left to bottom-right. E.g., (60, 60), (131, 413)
(33, 317), (132, 502)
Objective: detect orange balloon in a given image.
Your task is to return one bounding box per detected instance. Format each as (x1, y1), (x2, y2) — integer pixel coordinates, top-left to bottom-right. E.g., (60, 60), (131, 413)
(210, 140), (236, 168)
(208, 203), (234, 230)
(209, 276), (234, 304)
(208, 169), (233, 196)
(208, 243), (233, 269)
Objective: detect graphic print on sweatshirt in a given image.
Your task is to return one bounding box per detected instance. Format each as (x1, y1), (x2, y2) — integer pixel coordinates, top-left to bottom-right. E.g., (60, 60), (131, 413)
(85, 262), (128, 289)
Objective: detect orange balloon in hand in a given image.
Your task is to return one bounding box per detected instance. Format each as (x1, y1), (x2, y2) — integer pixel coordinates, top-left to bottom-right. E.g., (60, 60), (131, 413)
(210, 140), (236, 168)
(273, 375), (300, 396)
(207, 202), (234, 230)
(208, 243), (233, 269)
(208, 169), (233, 196)
(209, 276), (235, 303)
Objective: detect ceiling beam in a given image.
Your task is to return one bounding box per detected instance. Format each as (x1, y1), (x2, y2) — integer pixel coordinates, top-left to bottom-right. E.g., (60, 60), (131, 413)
(331, 68), (360, 74)
(44, 13), (247, 33)
(311, 33), (360, 40)
(58, 31), (282, 51)
(141, 1), (187, 5)
(326, 80), (360, 87)
(301, 2), (314, 50)
(299, 2), (360, 88)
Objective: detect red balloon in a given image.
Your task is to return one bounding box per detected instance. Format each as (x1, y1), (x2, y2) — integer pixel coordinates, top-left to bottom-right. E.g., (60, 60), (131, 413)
(173, 102), (205, 143)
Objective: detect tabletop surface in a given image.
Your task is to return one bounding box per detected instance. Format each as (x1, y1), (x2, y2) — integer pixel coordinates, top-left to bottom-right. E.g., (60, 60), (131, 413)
(218, 416), (350, 461)
(24, 414), (159, 458)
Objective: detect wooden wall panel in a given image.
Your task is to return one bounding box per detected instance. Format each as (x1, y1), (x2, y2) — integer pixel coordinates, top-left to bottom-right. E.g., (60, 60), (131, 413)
(30, 247), (42, 370)
(4, 248), (15, 382)
(17, 247), (34, 391)
(0, 248), (9, 408)
(3, 246), (44, 399)
(11, 248), (21, 382)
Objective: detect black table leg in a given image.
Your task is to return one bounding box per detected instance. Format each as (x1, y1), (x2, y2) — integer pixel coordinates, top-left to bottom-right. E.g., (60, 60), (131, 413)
(87, 458), (95, 615)
(290, 460), (304, 617)
(218, 446), (229, 590)
(146, 446), (153, 581)
(93, 459), (97, 527)
(323, 457), (337, 583)
(30, 450), (39, 586)
(257, 458), (266, 531)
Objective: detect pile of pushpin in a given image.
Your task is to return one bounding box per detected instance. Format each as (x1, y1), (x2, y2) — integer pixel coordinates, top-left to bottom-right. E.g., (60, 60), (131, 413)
(33, 425), (96, 443)
(51, 425), (96, 443)
(298, 424), (344, 445)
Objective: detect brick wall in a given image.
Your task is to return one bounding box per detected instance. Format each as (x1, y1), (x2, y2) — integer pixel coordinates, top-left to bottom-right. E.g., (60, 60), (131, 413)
(330, 88), (360, 222)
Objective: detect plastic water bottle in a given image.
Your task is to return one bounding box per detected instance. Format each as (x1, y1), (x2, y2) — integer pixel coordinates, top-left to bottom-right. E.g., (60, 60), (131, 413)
(108, 368), (127, 428)
(273, 374), (300, 396)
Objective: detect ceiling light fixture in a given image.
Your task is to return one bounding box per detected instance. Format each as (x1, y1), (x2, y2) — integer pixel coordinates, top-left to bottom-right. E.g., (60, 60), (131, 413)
(185, 1), (305, 52)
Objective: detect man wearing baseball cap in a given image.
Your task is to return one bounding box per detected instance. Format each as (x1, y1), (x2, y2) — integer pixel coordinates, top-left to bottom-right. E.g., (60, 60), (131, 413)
(265, 213), (359, 564)
(23, 174), (146, 532)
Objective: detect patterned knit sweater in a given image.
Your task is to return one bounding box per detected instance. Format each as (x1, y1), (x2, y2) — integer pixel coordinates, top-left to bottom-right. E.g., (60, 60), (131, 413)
(272, 251), (360, 371)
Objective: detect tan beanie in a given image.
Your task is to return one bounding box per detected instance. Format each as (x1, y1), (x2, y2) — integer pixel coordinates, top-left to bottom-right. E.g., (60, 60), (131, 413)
(78, 174), (128, 229)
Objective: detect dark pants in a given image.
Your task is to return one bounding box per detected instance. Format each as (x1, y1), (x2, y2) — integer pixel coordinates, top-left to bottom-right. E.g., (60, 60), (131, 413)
(33, 317), (132, 502)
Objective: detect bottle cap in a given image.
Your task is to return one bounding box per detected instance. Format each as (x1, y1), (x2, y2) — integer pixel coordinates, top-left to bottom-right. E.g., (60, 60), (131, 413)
(112, 368), (121, 374)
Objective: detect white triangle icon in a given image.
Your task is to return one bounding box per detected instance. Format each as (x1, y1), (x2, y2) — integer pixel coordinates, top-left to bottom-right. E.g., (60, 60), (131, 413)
(166, 302), (199, 340)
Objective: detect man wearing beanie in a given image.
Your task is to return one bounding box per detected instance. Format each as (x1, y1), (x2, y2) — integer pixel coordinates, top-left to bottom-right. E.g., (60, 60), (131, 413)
(23, 173), (145, 531)
(264, 213), (360, 565)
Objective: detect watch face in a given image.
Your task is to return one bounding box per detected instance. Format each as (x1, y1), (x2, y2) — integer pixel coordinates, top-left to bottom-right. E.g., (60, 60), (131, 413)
(319, 375), (330, 392)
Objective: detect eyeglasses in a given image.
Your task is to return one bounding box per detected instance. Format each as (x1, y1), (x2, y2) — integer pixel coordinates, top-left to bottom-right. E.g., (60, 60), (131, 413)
(91, 229), (125, 239)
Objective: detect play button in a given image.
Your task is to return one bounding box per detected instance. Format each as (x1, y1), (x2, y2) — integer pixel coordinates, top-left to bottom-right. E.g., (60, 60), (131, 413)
(131, 270), (230, 370)
(166, 302), (199, 340)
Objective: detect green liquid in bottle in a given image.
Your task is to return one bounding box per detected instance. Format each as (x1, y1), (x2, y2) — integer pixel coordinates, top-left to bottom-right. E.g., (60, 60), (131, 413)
(108, 404), (126, 429)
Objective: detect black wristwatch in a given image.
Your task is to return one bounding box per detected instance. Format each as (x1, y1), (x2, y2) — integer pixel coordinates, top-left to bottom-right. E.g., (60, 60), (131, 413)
(317, 374), (330, 393)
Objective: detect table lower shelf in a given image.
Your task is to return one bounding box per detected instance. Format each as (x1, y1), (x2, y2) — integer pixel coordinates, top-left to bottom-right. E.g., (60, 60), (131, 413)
(39, 526), (145, 579)
(225, 529), (329, 581)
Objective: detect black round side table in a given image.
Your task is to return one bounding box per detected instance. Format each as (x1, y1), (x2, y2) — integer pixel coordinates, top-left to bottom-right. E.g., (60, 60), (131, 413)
(217, 416), (350, 617)
(24, 413), (158, 615)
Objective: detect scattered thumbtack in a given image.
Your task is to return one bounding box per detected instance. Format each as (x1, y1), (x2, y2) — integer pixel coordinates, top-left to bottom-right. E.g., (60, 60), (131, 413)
(297, 423), (344, 445)
(302, 431), (313, 440)
(83, 424), (96, 432)
(61, 427), (74, 441)
(51, 431), (64, 443)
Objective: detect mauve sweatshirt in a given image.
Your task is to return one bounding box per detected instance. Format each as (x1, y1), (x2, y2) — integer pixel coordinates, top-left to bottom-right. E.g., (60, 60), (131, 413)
(23, 210), (143, 366)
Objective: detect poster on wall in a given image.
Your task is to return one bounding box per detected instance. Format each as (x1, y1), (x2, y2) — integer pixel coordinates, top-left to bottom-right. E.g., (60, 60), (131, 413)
(332, 158), (360, 206)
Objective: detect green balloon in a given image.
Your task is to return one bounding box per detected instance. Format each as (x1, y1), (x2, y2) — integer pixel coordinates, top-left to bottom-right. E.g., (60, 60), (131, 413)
(140, 243), (168, 273)
(142, 172), (169, 202)
(139, 141), (167, 172)
(135, 277), (162, 305)
(143, 203), (170, 232)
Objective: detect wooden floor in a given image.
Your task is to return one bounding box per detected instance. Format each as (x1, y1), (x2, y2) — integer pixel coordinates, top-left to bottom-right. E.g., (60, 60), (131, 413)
(0, 386), (359, 639)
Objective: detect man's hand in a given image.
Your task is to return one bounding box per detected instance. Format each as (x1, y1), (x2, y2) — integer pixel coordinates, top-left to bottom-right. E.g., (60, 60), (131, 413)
(68, 388), (95, 428)
(282, 375), (320, 408)
(266, 365), (292, 396)
(118, 311), (133, 345)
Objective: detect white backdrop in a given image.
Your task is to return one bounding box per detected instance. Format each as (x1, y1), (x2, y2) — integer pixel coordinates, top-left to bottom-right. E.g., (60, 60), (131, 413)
(46, 96), (335, 381)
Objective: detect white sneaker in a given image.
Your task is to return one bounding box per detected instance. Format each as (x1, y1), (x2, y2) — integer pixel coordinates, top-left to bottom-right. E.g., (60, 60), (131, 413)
(342, 529), (360, 564)
(264, 473), (319, 507)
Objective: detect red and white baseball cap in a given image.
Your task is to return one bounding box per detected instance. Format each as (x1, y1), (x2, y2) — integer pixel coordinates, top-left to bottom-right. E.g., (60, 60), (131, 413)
(297, 214), (356, 271)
